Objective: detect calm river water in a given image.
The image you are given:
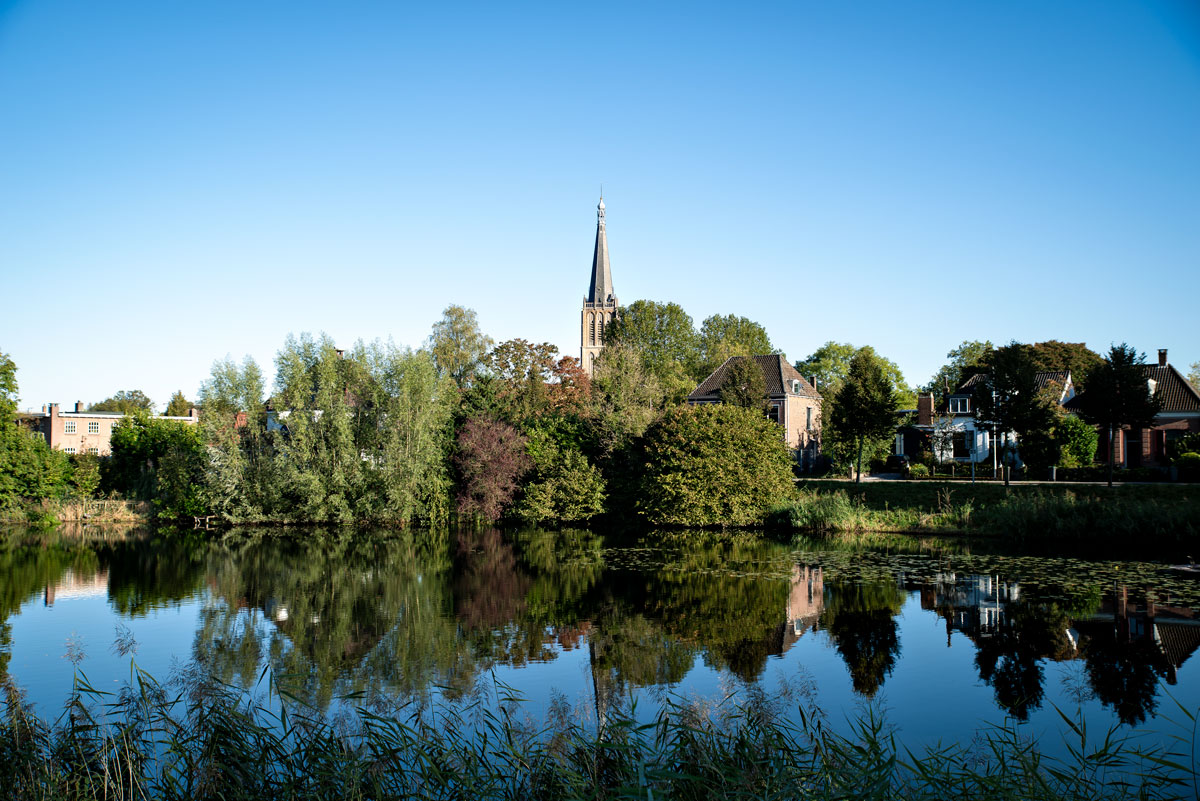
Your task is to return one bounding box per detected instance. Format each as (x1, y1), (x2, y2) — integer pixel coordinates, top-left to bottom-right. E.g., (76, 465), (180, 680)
(4, 525), (1200, 755)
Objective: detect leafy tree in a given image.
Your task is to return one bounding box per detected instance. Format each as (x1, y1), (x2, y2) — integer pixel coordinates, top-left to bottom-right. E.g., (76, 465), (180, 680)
(454, 417), (530, 523)
(0, 351), (73, 508)
(514, 426), (606, 525)
(88, 390), (154, 414)
(484, 339), (559, 424)
(428, 305), (493, 388)
(164, 390), (193, 417)
(603, 299), (700, 399)
(1055, 414), (1098, 468)
(1075, 344), (1162, 486)
(634, 404), (794, 527)
(698, 314), (774, 377)
(717, 358), (767, 411)
(796, 342), (915, 407)
(1189, 361), (1200, 390)
(971, 343), (1062, 473)
(1027, 340), (1103, 385)
(69, 453), (101, 498)
(924, 340), (993, 401)
(547, 356), (592, 415)
(589, 343), (664, 453)
(106, 411), (208, 516)
(199, 356), (266, 419)
(827, 350), (899, 483)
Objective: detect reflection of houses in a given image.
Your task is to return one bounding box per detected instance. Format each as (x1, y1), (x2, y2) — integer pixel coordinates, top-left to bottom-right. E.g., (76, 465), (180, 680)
(1073, 586), (1200, 685)
(787, 565), (824, 635)
(44, 569), (109, 605)
(922, 573), (1021, 639)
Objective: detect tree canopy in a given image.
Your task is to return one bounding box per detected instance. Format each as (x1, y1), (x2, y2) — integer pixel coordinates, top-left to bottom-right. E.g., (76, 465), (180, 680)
(971, 343), (1063, 471)
(428, 305), (493, 388)
(827, 350), (899, 483)
(1075, 344), (1162, 485)
(88, 390), (154, 414)
(698, 314), (774, 377)
(924, 340), (993, 401)
(164, 390), (192, 417)
(603, 299), (699, 399)
(717, 358), (767, 411)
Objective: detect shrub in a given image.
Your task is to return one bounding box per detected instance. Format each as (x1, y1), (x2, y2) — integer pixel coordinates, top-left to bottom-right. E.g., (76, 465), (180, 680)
(908, 464), (930, 479)
(454, 416), (530, 522)
(1055, 414), (1098, 468)
(634, 404), (794, 527)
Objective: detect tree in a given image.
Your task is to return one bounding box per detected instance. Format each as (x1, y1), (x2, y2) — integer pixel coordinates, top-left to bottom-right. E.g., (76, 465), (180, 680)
(589, 343), (664, 454)
(603, 299), (700, 399)
(88, 390), (154, 414)
(106, 411), (208, 516)
(717, 358), (767, 411)
(1027, 340), (1104, 386)
(796, 342), (914, 407)
(454, 417), (530, 523)
(199, 356), (266, 419)
(1075, 344), (1162, 486)
(428, 305), (493, 388)
(514, 424), (606, 525)
(924, 340), (993, 402)
(484, 339), (559, 423)
(0, 351), (73, 508)
(828, 350), (898, 484)
(971, 343), (1063, 474)
(698, 314), (774, 377)
(164, 390), (192, 417)
(1189, 361), (1200, 390)
(634, 404), (794, 526)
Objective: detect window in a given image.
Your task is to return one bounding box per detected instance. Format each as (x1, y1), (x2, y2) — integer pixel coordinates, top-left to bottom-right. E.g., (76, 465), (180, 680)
(791, 380), (801, 394)
(806, 406), (813, 432)
(87, 447), (99, 455)
(949, 397), (971, 414)
(88, 421), (100, 434)
(65, 447), (76, 454)
(65, 421), (76, 433)
(590, 316), (596, 345)
(767, 404), (780, 423)
(953, 432), (971, 458)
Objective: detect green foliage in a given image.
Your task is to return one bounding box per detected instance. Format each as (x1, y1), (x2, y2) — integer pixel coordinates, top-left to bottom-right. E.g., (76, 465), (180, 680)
(924, 339), (993, 401)
(0, 352), (73, 510)
(717, 357), (767, 410)
(163, 390), (192, 417)
(1027, 340), (1104, 385)
(68, 454), (101, 498)
(87, 389), (153, 414)
(483, 338), (558, 424)
(427, 304), (493, 388)
(1075, 344), (1162, 484)
(972, 342), (1063, 472)
(603, 299), (700, 399)
(199, 356), (265, 419)
(797, 342), (914, 407)
(1055, 414), (1098, 468)
(1168, 432), (1200, 461)
(908, 463), (930, 478)
(1189, 360), (1199, 390)
(827, 349), (899, 482)
(589, 343), (663, 453)
(514, 446), (606, 524)
(634, 404), (794, 526)
(106, 411), (208, 518)
(698, 313), (774, 376)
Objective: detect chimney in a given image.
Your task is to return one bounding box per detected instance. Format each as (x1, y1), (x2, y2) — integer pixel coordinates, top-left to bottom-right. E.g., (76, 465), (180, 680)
(917, 393), (934, 427)
(335, 348), (345, 360)
(1158, 349), (1168, 367)
(188, 407), (199, 420)
(810, 375), (818, 390)
(75, 400), (83, 413)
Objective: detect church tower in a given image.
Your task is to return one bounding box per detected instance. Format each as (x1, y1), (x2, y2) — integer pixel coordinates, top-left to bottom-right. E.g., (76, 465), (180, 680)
(581, 195), (618, 376)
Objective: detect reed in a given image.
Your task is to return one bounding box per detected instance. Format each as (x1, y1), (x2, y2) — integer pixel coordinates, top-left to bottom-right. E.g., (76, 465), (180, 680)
(1, 665), (1193, 800)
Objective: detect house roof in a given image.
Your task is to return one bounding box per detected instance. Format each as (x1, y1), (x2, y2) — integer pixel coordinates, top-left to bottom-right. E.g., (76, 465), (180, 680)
(688, 354), (821, 401)
(956, 370), (1071, 394)
(1063, 364), (1200, 414)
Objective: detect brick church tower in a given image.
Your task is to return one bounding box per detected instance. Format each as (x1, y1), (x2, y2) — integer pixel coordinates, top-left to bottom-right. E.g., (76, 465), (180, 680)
(581, 195), (618, 376)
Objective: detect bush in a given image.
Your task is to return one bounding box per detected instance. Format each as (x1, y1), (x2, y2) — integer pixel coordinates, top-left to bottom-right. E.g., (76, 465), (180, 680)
(1178, 452), (1200, 482)
(1055, 414), (1098, 468)
(908, 464), (930, 479)
(634, 404), (794, 527)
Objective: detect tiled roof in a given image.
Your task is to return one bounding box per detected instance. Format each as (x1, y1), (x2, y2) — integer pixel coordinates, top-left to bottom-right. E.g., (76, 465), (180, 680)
(1063, 364), (1200, 414)
(689, 355), (821, 401)
(956, 371), (1070, 393)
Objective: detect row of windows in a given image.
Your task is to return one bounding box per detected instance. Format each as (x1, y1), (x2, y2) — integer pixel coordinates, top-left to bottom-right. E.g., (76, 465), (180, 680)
(64, 421), (106, 434)
(64, 447), (100, 455)
(949, 397), (971, 414)
(587, 313), (611, 346)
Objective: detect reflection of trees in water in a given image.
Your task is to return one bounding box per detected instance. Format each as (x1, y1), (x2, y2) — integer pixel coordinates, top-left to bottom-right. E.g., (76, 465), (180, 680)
(972, 601), (1073, 720)
(821, 582), (904, 697)
(1083, 630), (1171, 726)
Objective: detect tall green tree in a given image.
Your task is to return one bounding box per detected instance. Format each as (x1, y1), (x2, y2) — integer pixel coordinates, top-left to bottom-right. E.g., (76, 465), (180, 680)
(698, 314), (774, 377)
(1075, 344), (1162, 486)
(971, 343), (1062, 474)
(589, 343), (664, 454)
(428, 305), (493, 388)
(717, 358), (767, 411)
(199, 356), (266, 419)
(924, 340), (994, 401)
(484, 339), (559, 424)
(1027, 340), (1103, 385)
(0, 351), (72, 508)
(1189, 361), (1200, 390)
(164, 390), (193, 417)
(796, 342), (914, 407)
(603, 299), (700, 400)
(88, 390), (154, 414)
(106, 411), (208, 516)
(828, 350), (899, 484)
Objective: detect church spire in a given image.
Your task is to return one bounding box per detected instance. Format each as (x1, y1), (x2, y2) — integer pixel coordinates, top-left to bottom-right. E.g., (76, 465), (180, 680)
(587, 194), (613, 303)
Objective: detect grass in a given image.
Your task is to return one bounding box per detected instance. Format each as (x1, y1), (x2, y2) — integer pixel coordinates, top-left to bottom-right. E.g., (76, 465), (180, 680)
(770, 481), (1200, 542)
(1, 664), (1195, 800)
(0, 498), (149, 526)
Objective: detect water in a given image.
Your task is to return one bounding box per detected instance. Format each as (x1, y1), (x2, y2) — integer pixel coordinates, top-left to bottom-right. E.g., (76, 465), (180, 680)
(3, 524), (1200, 756)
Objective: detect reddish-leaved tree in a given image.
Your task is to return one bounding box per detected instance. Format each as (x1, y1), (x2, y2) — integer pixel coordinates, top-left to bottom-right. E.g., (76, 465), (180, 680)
(454, 416), (530, 522)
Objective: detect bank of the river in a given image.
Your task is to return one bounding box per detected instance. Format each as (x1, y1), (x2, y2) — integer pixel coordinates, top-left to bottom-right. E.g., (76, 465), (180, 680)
(770, 479), (1200, 542)
(0, 498), (150, 526)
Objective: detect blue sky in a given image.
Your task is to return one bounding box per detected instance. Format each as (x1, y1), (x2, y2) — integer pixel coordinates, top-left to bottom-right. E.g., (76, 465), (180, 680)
(2, 1), (1198, 410)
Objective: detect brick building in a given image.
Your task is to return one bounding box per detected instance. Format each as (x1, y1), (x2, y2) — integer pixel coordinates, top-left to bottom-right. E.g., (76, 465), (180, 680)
(27, 402), (198, 456)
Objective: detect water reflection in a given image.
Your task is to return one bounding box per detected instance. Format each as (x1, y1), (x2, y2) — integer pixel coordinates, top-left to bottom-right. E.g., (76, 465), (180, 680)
(3, 525), (1200, 730)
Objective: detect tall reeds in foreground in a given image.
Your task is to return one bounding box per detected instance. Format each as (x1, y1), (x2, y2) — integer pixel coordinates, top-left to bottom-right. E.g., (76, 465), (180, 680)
(1, 663), (1196, 800)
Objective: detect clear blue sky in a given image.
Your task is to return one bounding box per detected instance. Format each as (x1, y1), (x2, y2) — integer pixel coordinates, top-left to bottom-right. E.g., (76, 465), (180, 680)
(2, 0), (1198, 410)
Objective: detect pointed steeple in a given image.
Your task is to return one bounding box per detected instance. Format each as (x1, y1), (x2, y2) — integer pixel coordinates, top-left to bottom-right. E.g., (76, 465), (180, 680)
(587, 194), (613, 303)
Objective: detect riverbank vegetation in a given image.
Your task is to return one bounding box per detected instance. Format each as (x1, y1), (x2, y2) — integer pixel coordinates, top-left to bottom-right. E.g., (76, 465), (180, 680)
(0, 665), (1191, 801)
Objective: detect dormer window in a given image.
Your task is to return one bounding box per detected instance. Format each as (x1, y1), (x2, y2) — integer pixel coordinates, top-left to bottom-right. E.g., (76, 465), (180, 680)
(791, 380), (801, 394)
(949, 396), (971, 414)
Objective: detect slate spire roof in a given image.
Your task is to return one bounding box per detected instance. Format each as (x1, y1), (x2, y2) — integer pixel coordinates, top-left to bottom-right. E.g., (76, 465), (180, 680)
(586, 195), (614, 304)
